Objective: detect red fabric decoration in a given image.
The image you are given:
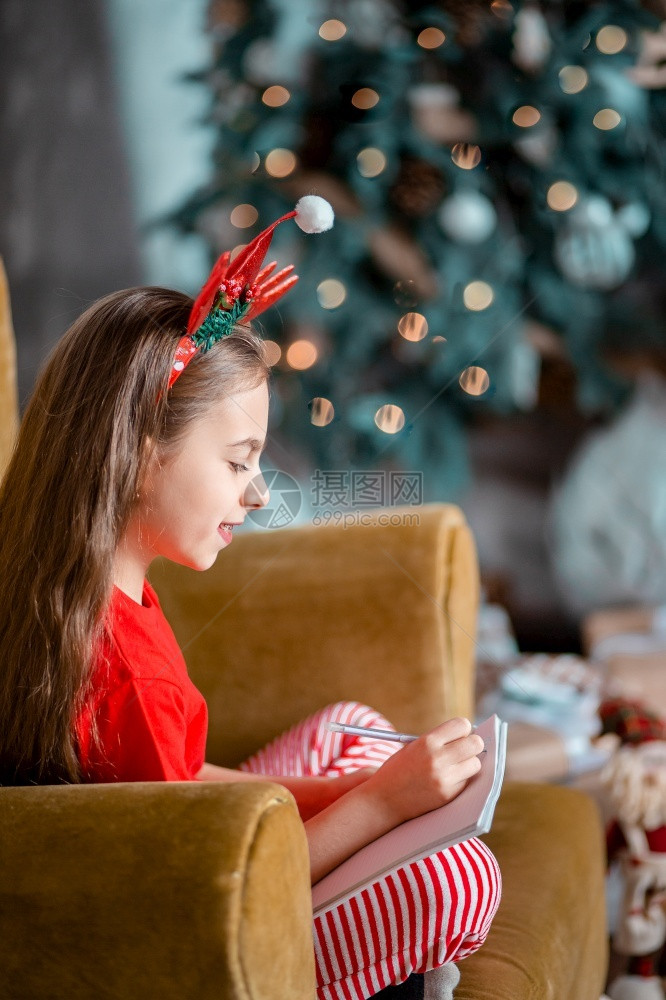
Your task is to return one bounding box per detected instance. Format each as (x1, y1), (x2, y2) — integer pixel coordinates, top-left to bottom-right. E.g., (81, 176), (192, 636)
(599, 696), (666, 745)
(163, 197), (333, 395)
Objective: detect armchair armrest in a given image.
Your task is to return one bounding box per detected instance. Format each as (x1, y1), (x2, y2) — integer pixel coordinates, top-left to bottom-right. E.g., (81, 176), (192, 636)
(0, 257), (19, 481)
(150, 502), (479, 766)
(0, 781), (314, 1000)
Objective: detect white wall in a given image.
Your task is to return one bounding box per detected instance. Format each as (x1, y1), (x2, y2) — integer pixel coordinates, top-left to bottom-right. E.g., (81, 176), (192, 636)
(104, 0), (215, 291)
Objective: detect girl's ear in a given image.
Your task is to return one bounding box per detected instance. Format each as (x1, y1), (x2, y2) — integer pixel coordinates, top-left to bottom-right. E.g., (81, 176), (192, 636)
(143, 434), (156, 460)
(137, 434), (159, 497)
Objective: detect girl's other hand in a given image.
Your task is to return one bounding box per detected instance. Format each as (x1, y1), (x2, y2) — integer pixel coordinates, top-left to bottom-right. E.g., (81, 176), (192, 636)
(364, 717), (483, 827)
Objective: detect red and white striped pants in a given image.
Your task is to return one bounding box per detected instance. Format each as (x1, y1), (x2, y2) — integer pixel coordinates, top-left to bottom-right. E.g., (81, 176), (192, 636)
(240, 701), (501, 1000)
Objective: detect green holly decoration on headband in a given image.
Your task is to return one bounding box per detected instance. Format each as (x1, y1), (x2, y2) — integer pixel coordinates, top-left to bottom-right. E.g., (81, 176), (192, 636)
(192, 291), (252, 353)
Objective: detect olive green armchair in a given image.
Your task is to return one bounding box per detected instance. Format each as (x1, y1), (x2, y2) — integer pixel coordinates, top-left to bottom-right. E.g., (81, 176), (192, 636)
(0, 261), (607, 999)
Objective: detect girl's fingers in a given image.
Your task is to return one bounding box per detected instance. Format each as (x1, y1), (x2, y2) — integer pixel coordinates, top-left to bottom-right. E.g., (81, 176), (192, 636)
(429, 716), (472, 744)
(441, 754), (482, 793)
(425, 729), (483, 764)
(454, 732), (485, 760)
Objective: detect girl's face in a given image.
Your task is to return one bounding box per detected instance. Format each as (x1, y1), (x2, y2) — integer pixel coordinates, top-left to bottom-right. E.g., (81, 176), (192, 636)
(130, 381), (270, 574)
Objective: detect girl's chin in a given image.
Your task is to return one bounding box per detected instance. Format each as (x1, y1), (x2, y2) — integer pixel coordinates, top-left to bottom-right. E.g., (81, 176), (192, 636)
(168, 546), (222, 573)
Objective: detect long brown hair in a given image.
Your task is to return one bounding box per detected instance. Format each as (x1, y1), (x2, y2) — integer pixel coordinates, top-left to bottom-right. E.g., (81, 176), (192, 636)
(0, 286), (270, 785)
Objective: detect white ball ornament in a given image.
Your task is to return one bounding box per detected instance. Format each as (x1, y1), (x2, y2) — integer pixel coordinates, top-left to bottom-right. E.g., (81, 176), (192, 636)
(616, 202), (651, 239)
(570, 195), (613, 228)
(512, 8), (551, 73)
(554, 210), (635, 290)
(438, 191), (497, 244)
(243, 39), (279, 85)
(294, 196), (335, 234)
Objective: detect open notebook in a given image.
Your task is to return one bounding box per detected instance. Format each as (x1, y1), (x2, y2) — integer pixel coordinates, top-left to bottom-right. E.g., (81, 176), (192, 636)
(311, 714), (508, 917)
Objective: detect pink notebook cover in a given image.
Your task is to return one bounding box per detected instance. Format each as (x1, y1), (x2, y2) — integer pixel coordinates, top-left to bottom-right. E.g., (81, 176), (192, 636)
(311, 715), (506, 916)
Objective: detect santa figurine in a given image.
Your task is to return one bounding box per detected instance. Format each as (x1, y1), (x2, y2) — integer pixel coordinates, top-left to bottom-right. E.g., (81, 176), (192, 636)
(601, 698), (666, 1000)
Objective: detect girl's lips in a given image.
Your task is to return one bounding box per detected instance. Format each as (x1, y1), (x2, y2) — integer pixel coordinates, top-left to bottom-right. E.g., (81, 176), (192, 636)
(218, 525), (233, 543)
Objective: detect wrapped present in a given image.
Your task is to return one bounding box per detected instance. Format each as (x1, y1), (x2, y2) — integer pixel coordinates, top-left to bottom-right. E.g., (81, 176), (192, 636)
(583, 605), (666, 718)
(504, 721), (570, 783)
(603, 654), (666, 718)
(583, 604), (666, 661)
(478, 653), (613, 780)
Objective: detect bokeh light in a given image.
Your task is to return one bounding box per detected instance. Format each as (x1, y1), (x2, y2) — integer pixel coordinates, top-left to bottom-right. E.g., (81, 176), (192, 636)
(463, 281), (494, 311)
(319, 19), (347, 41)
(230, 243), (247, 262)
(317, 279), (347, 309)
(513, 105), (541, 127)
(490, 0), (513, 17)
(459, 366), (490, 395)
(262, 85), (290, 107)
(593, 108), (622, 130)
(417, 27), (446, 49)
(397, 312), (429, 341)
(286, 340), (318, 370)
(559, 65), (588, 94)
(230, 204), (258, 228)
(265, 148), (298, 177)
(547, 181), (578, 211)
(432, 336), (447, 343)
(262, 340), (282, 366)
(375, 404), (405, 434)
(309, 397), (335, 426)
(596, 25), (628, 54)
(352, 88), (380, 110)
(451, 143), (482, 169)
(250, 151), (260, 173)
(357, 147), (387, 177)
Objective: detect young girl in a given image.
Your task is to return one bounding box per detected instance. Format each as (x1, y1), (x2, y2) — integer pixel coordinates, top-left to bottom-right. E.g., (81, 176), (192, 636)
(0, 199), (500, 1000)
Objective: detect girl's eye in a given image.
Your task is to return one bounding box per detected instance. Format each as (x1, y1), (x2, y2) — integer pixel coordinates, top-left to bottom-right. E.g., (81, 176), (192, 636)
(229, 462), (250, 474)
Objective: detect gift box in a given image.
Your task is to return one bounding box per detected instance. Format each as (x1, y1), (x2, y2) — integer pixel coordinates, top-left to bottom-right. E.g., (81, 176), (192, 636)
(583, 604), (666, 661)
(504, 721), (570, 782)
(583, 605), (666, 718)
(478, 653), (613, 782)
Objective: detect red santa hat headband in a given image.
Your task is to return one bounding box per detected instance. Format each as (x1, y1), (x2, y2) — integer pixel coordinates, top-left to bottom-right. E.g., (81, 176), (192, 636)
(167, 195), (335, 391)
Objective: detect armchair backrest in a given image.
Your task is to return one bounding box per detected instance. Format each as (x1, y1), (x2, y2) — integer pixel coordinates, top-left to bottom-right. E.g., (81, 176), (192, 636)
(150, 503), (480, 766)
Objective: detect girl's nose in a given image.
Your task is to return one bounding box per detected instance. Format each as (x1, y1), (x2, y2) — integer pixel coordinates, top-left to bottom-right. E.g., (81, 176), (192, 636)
(244, 473), (270, 510)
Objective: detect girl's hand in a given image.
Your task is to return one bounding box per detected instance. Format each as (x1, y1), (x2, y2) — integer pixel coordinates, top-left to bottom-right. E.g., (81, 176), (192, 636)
(363, 717), (483, 827)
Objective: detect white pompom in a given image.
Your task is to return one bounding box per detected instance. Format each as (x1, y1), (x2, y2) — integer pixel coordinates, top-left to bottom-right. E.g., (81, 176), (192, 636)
(294, 195), (334, 234)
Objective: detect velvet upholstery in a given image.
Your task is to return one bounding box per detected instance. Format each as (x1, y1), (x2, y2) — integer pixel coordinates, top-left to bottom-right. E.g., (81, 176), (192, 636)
(0, 257), (19, 480)
(461, 783), (608, 1000)
(149, 503), (479, 767)
(0, 781), (314, 999)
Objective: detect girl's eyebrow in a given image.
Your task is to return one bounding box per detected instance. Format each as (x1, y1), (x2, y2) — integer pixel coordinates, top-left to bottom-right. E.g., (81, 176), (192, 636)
(228, 436), (266, 453)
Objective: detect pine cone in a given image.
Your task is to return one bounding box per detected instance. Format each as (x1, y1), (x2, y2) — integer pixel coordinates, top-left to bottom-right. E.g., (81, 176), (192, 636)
(440, 0), (502, 45)
(389, 157), (446, 218)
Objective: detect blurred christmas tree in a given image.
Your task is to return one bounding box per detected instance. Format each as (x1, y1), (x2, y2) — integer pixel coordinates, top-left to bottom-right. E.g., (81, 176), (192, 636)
(172, 0), (666, 498)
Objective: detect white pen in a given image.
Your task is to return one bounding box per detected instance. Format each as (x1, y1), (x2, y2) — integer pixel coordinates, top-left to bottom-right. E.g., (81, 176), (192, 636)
(327, 721), (418, 743)
(327, 721), (487, 752)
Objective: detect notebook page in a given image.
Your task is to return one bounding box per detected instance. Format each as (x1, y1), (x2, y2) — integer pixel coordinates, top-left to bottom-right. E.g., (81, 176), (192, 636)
(479, 720), (508, 829)
(312, 715), (502, 915)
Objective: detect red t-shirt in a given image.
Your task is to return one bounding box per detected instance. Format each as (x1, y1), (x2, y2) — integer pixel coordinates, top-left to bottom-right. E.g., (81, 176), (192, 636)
(75, 579), (208, 782)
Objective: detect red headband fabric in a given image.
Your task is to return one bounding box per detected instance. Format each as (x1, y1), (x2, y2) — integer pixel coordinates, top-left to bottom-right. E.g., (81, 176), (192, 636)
(166, 196), (334, 391)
